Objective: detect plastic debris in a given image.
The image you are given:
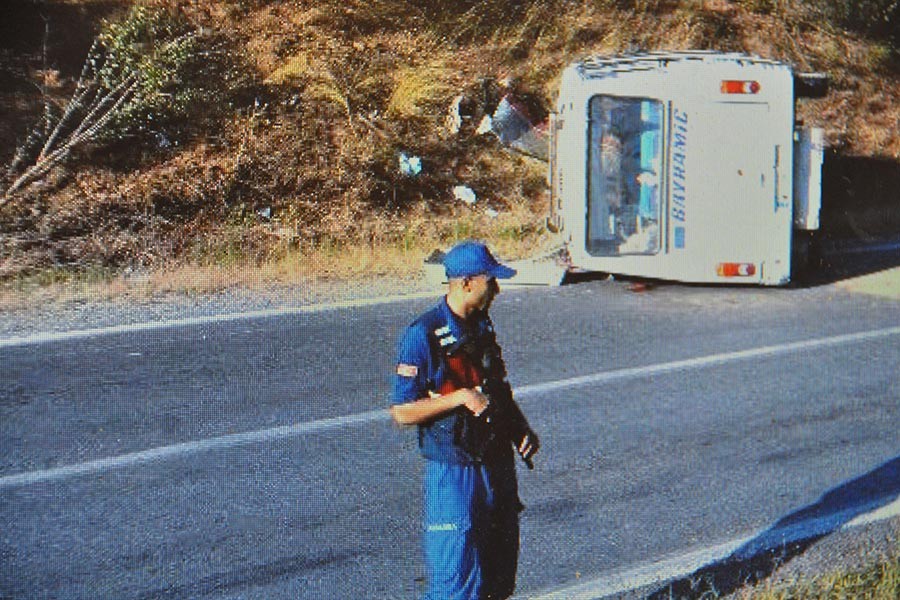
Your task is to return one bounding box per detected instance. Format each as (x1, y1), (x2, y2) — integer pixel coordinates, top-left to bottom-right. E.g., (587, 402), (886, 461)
(398, 152), (422, 177)
(446, 94), (480, 135)
(424, 244), (568, 288)
(492, 96), (534, 144)
(257, 207), (272, 220)
(452, 185), (477, 205)
(479, 93), (550, 161)
(509, 122), (548, 161)
(446, 96), (463, 134)
(484, 207), (499, 218)
(446, 80), (549, 159)
(628, 281), (654, 293)
(155, 132), (172, 149)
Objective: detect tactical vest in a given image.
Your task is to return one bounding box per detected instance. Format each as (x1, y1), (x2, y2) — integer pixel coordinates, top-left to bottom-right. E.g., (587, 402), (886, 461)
(415, 303), (491, 464)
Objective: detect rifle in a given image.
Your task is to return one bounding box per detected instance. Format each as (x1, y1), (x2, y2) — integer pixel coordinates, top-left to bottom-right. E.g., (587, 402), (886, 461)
(449, 326), (538, 469)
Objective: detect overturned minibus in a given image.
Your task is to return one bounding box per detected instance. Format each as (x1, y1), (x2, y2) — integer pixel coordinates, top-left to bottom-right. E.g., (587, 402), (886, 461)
(548, 51), (825, 285)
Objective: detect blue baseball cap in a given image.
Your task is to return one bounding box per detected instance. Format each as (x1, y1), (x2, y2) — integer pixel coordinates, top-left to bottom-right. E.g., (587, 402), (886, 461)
(443, 241), (517, 280)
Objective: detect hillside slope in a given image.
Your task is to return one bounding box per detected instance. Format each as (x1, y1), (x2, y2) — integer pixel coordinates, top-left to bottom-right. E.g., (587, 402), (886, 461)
(1, 0), (898, 287)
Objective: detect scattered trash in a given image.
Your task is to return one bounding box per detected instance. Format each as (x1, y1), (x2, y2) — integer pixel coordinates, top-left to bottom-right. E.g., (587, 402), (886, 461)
(474, 92), (549, 161)
(453, 185), (477, 205)
(257, 207), (272, 220)
(398, 152), (422, 177)
(446, 97), (463, 135)
(484, 207), (499, 218)
(424, 244), (569, 287)
(444, 78), (551, 161)
(509, 121), (548, 161)
(446, 94), (480, 135)
(155, 132), (172, 149)
(491, 96), (534, 144)
(475, 115), (493, 135)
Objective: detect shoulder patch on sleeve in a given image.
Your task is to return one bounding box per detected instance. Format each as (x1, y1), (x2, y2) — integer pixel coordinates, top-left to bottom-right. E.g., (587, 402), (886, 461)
(396, 363), (419, 377)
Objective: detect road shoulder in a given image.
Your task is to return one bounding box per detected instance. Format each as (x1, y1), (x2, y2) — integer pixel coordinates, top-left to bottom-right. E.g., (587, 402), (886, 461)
(836, 266), (900, 301)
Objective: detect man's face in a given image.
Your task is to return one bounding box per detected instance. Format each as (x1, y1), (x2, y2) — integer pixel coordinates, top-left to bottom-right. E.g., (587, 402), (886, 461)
(467, 274), (499, 311)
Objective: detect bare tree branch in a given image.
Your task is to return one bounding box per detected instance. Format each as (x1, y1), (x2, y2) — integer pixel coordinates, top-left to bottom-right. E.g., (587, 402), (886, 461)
(1, 21), (202, 206)
(3, 76), (140, 201)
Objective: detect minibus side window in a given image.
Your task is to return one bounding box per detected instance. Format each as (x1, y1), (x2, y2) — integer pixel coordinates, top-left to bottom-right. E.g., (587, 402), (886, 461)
(587, 96), (663, 256)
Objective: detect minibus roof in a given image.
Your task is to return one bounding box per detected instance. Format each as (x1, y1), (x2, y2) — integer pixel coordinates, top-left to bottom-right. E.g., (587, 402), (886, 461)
(575, 51), (788, 79)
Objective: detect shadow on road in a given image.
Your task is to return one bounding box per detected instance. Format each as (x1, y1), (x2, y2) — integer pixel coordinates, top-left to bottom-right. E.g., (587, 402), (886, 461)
(645, 455), (900, 599)
(133, 549), (371, 600)
(798, 154), (900, 286)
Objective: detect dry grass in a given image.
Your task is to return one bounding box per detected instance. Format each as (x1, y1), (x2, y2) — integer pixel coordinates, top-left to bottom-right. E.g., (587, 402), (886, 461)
(0, 188), (553, 308)
(733, 555), (900, 599)
(387, 59), (456, 119)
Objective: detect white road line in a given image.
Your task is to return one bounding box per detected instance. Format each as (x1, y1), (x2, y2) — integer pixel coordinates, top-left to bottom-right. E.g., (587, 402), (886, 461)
(0, 291), (438, 349)
(1, 325), (899, 490)
(526, 493), (900, 600)
(0, 409), (389, 490)
(514, 325), (900, 398)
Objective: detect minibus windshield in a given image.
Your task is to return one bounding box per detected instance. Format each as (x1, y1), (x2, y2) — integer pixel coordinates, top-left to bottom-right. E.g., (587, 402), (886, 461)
(587, 96), (663, 256)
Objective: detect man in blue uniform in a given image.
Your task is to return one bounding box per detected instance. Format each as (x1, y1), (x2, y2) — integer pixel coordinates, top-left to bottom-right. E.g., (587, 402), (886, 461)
(391, 241), (540, 600)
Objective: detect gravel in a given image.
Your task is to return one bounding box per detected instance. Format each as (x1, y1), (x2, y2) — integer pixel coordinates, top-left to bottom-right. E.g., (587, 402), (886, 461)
(610, 517), (900, 599)
(3, 259), (897, 342)
(0, 274), (434, 340)
(757, 515), (900, 589)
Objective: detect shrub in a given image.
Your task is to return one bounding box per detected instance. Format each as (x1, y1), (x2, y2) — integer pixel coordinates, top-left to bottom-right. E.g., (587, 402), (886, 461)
(3, 5), (253, 200)
(91, 5), (253, 142)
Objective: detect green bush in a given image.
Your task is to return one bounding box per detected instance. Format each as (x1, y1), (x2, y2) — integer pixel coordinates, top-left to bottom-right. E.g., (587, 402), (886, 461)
(91, 5), (251, 143)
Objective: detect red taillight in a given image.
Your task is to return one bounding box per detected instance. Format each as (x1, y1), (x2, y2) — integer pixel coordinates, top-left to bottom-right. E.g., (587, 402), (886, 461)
(720, 80), (761, 94)
(717, 263), (757, 277)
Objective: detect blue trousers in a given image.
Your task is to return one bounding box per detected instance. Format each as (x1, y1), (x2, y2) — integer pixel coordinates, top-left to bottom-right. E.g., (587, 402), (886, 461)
(423, 458), (521, 600)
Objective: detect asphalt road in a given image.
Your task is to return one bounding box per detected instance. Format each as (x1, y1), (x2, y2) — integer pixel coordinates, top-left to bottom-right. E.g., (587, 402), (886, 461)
(1, 277), (899, 599)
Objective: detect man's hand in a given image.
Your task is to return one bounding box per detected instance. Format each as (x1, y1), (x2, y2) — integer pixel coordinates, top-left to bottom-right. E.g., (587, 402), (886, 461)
(517, 429), (540, 467)
(455, 387), (491, 417)
(391, 387), (487, 426)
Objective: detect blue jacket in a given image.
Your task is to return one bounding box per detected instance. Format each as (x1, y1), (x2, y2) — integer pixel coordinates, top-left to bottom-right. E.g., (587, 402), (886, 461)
(392, 299), (501, 464)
